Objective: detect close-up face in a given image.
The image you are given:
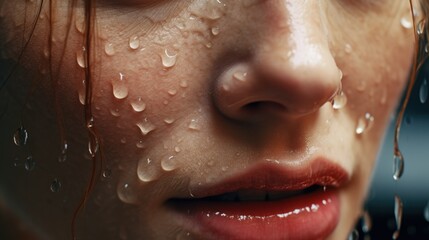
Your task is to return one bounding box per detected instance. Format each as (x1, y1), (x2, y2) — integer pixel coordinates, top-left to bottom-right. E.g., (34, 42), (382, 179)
(0, 0), (418, 239)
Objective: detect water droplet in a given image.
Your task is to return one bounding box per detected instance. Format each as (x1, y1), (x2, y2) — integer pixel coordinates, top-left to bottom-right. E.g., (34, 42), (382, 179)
(356, 80), (366, 92)
(355, 113), (374, 135)
(168, 89), (177, 96)
(137, 158), (160, 182)
(50, 178), (61, 192)
(331, 90), (347, 110)
(419, 78), (428, 103)
(136, 140), (145, 149)
(130, 97), (146, 112)
(392, 195), (403, 239)
(424, 201), (429, 222)
(347, 229), (359, 240)
(393, 152), (404, 180)
(400, 16), (413, 29)
(361, 210), (372, 233)
(417, 20), (425, 35)
(76, 46), (87, 68)
(129, 36), (140, 50)
(211, 27), (220, 36)
(174, 146), (181, 153)
(188, 119), (200, 131)
(161, 49), (177, 68)
(13, 126), (28, 146)
(104, 42), (115, 56)
(24, 156), (35, 171)
(78, 79), (86, 105)
(164, 118), (176, 124)
(110, 108), (121, 117)
(120, 137), (127, 144)
(161, 155), (179, 171)
(88, 138), (99, 157)
(113, 73), (129, 99)
(344, 44), (352, 54)
(102, 168), (112, 178)
(117, 183), (138, 204)
(137, 118), (156, 135)
(232, 71), (247, 82)
(58, 141), (68, 162)
(180, 80), (188, 88)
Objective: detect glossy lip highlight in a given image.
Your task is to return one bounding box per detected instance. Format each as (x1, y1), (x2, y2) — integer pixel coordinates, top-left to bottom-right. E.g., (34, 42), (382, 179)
(169, 158), (349, 240)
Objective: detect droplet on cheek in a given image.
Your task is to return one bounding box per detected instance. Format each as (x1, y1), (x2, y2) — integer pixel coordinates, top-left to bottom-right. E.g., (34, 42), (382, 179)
(24, 156), (35, 171)
(113, 73), (129, 99)
(211, 27), (220, 36)
(104, 43), (116, 56)
(130, 97), (146, 112)
(161, 155), (179, 171)
(137, 158), (161, 182)
(13, 126), (28, 146)
(117, 183), (138, 204)
(400, 16), (413, 29)
(50, 178), (62, 193)
(137, 118), (156, 135)
(188, 119), (201, 131)
(129, 36), (140, 50)
(161, 49), (177, 68)
(355, 113), (374, 135)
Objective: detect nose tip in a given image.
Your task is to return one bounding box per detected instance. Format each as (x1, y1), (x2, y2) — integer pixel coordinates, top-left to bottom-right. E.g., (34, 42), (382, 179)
(213, 61), (341, 122)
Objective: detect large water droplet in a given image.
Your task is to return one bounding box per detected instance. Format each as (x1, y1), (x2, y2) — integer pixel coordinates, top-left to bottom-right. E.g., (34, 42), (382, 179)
(424, 201), (429, 222)
(161, 49), (177, 68)
(347, 229), (359, 240)
(137, 158), (160, 182)
(355, 113), (374, 135)
(13, 126), (28, 146)
(50, 178), (61, 192)
(129, 36), (140, 50)
(392, 195), (403, 239)
(419, 78), (428, 103)
(24, 156), (35, 171)
(104, 42), (115, 56)
(361, 210), (372, 233)
(393, 152), (404, 180)
(130, 97), (146, 112)
(161, 155), (179, 171)
(137, 118), (156, 135)
(76, 46), (87, 68)
(58, 141), (68, 162)
(400, 16), (413, 29)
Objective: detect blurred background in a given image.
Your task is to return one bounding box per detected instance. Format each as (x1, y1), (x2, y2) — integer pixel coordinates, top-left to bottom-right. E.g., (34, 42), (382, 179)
(362, 65), (429, 239)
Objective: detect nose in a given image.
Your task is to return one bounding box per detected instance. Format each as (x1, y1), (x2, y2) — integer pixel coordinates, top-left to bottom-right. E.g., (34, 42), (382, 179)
(213, 1), (341, 122)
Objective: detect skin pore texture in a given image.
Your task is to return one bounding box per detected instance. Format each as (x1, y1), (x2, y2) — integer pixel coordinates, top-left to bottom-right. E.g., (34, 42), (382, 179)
(0, 0), (419, 239)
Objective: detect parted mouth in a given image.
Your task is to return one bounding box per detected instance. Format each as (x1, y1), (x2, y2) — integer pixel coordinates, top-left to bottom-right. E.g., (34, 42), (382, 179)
(178, 158), (349, 201)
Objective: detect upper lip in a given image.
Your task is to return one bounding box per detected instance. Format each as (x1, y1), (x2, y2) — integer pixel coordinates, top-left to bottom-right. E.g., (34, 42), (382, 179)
(187, 157), (350, 199)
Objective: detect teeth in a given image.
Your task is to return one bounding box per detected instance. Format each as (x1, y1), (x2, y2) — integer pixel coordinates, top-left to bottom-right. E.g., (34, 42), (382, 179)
(237, 190), (267, 201)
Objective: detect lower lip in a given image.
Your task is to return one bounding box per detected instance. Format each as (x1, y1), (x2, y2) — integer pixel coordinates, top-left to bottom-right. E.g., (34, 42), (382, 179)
(172, 189), (340, 240)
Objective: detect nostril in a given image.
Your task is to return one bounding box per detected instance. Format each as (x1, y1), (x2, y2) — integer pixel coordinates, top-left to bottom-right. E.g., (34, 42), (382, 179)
(242, 101), (287, 113)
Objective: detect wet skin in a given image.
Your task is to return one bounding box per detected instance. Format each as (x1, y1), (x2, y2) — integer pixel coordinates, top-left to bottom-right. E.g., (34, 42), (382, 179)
(0, 0), (416, 239)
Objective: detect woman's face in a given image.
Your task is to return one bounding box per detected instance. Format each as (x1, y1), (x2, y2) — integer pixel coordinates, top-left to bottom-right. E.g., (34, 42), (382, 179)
(0, 0), (416, 239)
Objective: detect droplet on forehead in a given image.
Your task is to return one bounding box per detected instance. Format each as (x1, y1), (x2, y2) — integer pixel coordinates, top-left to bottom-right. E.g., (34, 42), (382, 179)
(13, 126), (28, 146)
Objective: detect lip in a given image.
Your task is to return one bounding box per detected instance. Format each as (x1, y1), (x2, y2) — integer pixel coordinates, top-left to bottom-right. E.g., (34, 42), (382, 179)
(170, 158), (349, 240)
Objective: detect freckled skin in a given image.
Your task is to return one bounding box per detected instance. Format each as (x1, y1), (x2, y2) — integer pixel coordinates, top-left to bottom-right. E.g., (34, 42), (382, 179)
(0, 0), (416, 239)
